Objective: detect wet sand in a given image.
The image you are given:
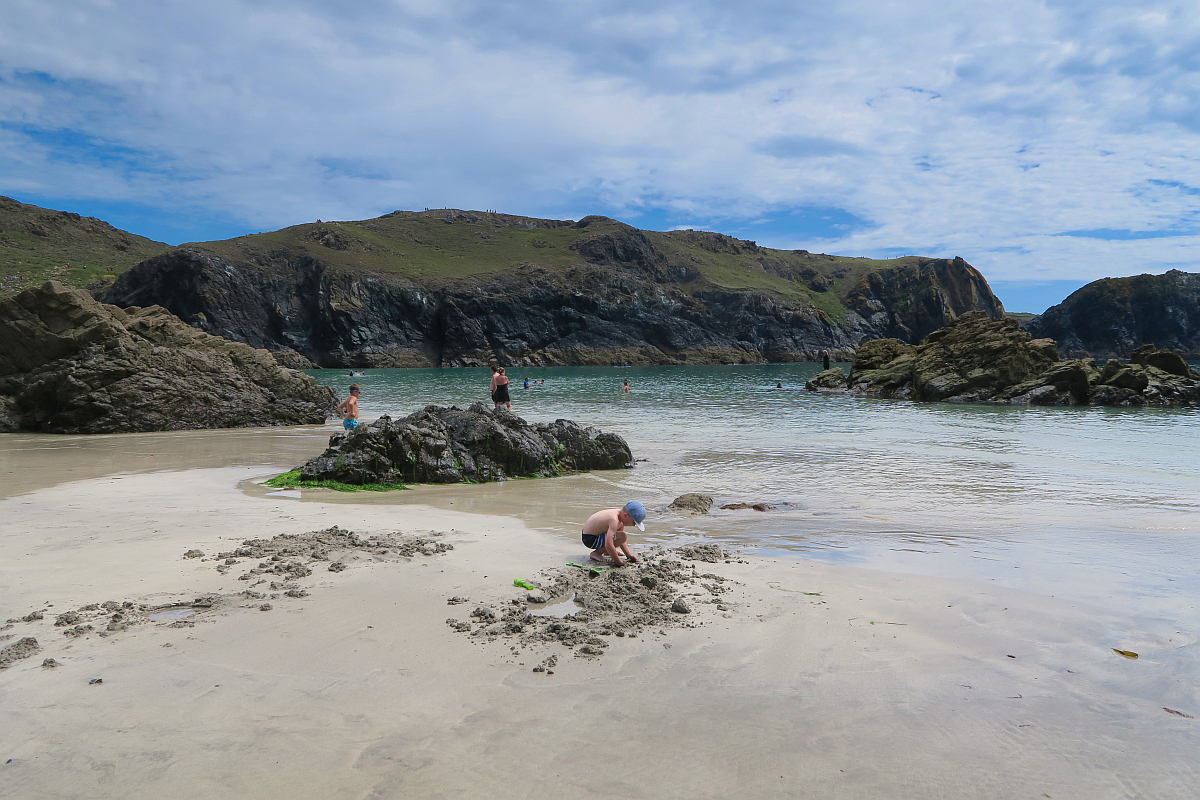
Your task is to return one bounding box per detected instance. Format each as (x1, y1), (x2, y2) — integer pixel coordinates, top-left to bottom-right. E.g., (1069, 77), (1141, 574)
(1, 438), (1199, 798)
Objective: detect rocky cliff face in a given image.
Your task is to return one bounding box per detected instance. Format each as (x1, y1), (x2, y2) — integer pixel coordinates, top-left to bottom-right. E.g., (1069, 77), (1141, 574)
(100, 214), (1006, 368)
(845, 256), (1005, 342)
(1026, 270), (1200, 358)
(0, 282), (336, 433)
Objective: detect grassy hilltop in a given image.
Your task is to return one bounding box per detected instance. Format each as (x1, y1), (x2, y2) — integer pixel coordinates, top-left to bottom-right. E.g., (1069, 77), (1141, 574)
(1, 199), (957, 328)
(191, 209), (931, 323)
(0, 196), (169, 299)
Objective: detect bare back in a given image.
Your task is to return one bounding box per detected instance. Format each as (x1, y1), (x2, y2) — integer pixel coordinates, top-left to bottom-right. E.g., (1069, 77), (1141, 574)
(582, 507), (623, 538)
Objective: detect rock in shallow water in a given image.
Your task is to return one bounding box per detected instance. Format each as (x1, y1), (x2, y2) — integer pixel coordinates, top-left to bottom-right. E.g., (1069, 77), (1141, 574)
(0, 281), (336, 433)
(300, 403), (633, 484)
(808, 311), (1200, 407)
(669, 494), (713, 515)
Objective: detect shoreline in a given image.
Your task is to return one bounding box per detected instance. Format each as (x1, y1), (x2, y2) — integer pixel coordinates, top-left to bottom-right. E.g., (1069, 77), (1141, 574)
(2, 465), (1198, 798)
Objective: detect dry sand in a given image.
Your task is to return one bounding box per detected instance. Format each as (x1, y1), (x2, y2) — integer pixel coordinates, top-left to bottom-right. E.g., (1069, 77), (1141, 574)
(2, 458), (1199, 798)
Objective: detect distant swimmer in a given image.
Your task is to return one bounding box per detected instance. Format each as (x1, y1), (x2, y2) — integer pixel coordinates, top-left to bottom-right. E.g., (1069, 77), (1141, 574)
(622, 378), (631, 393)
(776, 382), (783, 388)
(338, 384), (362, 430)
(524, 377), (530, 389)
(581, 501), (646, 566)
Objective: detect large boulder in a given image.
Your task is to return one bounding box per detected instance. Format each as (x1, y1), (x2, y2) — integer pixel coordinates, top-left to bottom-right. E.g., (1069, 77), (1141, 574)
(0, 282), (336, 433)
(809, 311), (1200, 407)
(828, 313), (1058, 401)
(909, 313), (1060, 402)
(301, 403), (632, 484)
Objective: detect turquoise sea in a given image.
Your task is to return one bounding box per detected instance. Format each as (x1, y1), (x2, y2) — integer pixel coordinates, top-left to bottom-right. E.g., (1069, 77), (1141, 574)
(311, 363), (1200, 629)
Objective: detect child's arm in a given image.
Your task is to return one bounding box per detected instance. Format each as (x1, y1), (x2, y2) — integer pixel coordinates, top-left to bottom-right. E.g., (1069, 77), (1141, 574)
(604, 521), (625, 566)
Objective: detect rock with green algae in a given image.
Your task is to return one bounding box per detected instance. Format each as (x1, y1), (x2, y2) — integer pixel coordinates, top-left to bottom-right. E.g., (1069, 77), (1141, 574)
(669, 494), (714, 515)
(300, 403), (632, 485)
(808, 311), (1200, 407)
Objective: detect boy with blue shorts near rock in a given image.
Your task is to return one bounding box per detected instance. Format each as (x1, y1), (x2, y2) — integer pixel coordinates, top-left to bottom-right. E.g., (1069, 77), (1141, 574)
(581, 501), (646, 566)
(338, 384), (362, 430)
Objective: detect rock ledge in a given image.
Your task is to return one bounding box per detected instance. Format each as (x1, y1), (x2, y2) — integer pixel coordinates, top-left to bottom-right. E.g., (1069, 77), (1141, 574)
(806, 311), (1200, 407)
(0, 281), (336, 432)
(301, 403), (633, 484)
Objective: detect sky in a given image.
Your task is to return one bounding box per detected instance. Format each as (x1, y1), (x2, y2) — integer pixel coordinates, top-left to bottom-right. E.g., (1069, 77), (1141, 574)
(4, 2), (1200, 312)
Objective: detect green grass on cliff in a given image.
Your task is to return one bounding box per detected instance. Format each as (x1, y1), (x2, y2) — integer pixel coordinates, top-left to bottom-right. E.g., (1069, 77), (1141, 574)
(196, 211), (930, 321)
(1, 196), (949, 323)
(263, 470), (407, 492)
(0, 196), (170, 299)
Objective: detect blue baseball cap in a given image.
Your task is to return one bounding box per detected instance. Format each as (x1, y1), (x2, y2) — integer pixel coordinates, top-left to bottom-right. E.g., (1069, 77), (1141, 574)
(624, 500), (647, 531)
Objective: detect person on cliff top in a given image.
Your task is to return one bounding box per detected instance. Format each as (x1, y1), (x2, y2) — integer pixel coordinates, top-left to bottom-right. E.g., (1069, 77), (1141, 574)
(581, 501), (646, 566)
(337, 384), (362, 430)
(490, 367), (512, 411)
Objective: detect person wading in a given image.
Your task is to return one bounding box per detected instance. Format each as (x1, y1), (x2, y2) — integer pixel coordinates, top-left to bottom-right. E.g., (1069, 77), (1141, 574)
(491, 367), (512, 412)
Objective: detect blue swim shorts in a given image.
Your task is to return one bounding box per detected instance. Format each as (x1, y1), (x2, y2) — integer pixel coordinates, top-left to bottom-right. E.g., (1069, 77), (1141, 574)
(343, 418), (359, 430)
(582, 531), (607, 550)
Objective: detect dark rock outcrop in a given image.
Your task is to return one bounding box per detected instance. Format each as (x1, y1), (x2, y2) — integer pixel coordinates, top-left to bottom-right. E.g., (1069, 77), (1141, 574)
(807, 311), (1200, 407)
(99, 215), (1006, 368)
(1026, 270), (1200, 358)
(301, 403), (632, 484)
(101, 248), (855, 367)
(805, 367), (849, 390)
(845, 256), (1006, 343)
(0, 282), (336, 433)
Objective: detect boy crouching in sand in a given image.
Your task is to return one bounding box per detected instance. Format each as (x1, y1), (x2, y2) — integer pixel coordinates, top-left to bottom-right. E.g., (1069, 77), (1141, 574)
(582, 501), (646, 566)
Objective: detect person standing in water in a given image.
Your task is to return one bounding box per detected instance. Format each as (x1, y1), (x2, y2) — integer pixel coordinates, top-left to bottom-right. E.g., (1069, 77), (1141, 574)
(581, 501), (646, 566)
(491, 367), (512, 411)
(622, 378), (630, 393)
(337, 384), (362, 430)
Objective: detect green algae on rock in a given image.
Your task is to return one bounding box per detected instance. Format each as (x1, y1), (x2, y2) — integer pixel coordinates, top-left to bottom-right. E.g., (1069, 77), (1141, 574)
(807, 311), (1200, 407)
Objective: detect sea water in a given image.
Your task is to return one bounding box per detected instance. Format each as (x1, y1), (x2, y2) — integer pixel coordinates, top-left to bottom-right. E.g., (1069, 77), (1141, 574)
(315, 363), (1200, 624)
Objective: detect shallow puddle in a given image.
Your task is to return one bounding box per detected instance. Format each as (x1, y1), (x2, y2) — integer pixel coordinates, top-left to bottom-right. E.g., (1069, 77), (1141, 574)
(266, 489), (302, 499)
(529, 593), (582, 618)
(149, 608), (196, 622)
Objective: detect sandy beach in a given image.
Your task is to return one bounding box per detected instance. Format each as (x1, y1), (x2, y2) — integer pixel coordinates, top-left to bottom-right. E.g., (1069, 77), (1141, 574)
(2, 440), (1198, 800)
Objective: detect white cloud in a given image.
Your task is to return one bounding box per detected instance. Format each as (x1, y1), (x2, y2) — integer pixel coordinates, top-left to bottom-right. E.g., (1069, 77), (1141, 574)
(1, 0), (1200, 285)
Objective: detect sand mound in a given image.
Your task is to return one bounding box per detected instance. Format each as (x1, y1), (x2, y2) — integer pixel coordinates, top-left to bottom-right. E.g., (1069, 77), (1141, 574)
(212, 526), (454, 583)
(446, 546), (739, 666)
(0, 636), (40, 669)
(1, 527), (458, 648)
